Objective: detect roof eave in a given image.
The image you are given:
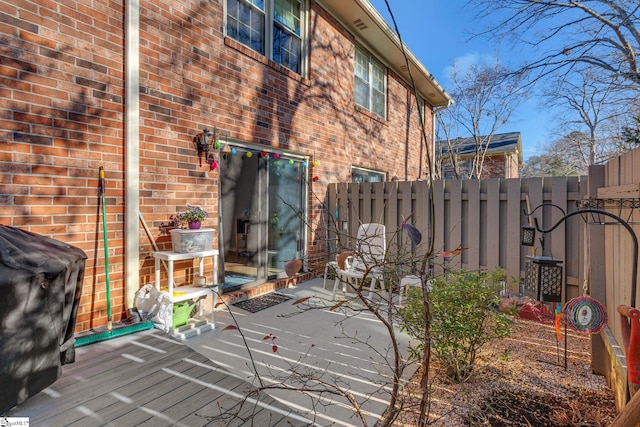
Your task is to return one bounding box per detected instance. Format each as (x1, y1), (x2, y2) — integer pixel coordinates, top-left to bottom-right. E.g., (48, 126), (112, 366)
(316, 0), (453, 108)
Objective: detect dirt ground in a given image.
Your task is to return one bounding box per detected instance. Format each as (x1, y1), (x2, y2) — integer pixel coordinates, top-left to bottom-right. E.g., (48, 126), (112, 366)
(397, 315), (617, 426)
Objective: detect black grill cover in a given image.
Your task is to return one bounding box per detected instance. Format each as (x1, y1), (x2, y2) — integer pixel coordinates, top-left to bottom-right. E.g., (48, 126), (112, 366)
(0, 225), (86, 414)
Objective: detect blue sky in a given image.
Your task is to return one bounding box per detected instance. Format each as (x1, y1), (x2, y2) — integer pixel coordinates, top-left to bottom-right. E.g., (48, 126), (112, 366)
(369, 0), (552, 161)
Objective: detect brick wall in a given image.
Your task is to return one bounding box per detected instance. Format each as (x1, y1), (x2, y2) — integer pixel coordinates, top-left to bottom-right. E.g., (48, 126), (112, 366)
(441, 153), (520, 179)
(481, 154), (520, 179)
(483, 155), (507, 178)
(1, 0), (436, 332)
(0, 0), (127, 331)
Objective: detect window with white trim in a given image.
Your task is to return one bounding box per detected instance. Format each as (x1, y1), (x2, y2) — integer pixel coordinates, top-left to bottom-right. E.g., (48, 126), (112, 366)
(226, 0), (305, 74)
(352, 166), (386, 183)
(354, 46), (386, 118)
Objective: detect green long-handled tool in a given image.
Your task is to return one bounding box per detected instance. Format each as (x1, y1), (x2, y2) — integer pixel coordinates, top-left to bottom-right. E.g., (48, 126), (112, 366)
(100, 166), (113, 332)
(75, 167), (153, 347)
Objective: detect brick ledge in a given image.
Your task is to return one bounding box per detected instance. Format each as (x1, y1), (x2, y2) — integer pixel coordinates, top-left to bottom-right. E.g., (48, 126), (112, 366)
(217, 271), (315, 307)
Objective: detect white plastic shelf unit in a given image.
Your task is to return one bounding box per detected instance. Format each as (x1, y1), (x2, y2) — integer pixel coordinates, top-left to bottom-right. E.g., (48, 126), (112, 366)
(153, 249), (219, 326)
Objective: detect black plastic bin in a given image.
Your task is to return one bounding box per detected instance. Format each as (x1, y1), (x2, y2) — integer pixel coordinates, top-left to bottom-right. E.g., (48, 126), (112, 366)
(0, 225), (86, 414)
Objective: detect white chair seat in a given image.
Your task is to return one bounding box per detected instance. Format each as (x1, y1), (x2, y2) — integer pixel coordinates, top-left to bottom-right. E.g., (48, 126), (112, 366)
(331, 267), (381, 300)
(398, 275), (432, 305)
(330, 223), (386, 301)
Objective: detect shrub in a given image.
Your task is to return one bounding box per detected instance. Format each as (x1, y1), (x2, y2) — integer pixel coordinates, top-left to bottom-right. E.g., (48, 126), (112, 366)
(399, 269), (512, 382)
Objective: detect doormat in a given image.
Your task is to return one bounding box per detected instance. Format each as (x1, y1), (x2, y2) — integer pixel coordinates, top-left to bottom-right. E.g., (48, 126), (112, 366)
(232, 293), (292, 313)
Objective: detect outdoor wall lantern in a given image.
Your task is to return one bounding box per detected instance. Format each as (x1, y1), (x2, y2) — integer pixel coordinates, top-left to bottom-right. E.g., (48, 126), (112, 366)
(193, 128), (222, 167)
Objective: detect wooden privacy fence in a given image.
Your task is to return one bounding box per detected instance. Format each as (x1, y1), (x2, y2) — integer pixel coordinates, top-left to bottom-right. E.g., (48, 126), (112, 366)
(327, 176), (587, 299)
(327, 154), (640, 410)
(587, 152), (640, 408)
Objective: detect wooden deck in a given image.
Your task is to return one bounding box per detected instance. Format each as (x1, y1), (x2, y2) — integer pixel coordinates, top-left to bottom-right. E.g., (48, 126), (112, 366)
(6, 278), (414, 426)
(5, 329), (314, 426)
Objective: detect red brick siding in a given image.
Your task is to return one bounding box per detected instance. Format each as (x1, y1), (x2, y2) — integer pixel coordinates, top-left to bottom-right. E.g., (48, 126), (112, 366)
(1, 0), (126, 331)
(441, 153), (520, 179)
(0, 0), (435, 332)
(483, 154), (520, 179)
(483, 156), (506, 178)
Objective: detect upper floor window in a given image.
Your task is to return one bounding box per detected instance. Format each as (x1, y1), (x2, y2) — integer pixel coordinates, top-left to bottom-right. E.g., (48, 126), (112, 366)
(354, 46), (386, 118)
(226, 0), (305, 74)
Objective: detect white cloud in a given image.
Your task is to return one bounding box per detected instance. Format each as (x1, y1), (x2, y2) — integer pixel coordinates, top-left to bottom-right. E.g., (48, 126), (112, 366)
(444, 52), (498, 82)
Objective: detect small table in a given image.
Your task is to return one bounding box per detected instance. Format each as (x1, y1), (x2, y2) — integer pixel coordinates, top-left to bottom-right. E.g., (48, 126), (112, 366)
(154, 249), (219, 326)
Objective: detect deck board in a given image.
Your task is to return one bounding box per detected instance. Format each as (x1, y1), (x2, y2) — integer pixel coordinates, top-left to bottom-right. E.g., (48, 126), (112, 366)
(67, 363), (210, 424)
(93, 362), (236, 425)
(18, 343), (188, 422)
(168, 376), (260, 426)
(6, 329), (312, 426)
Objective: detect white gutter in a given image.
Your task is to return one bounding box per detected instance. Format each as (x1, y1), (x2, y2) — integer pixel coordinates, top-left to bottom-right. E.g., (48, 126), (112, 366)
(125, 0), (140, 310)
(316, 0), (453, 107)
(356, 0), (451, 105)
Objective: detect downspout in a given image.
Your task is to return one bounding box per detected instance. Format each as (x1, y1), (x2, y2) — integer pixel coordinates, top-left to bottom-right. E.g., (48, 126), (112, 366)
(303, 156), (310, 272)
(125, 0), (140, 311)
(431, 109), (437, 179)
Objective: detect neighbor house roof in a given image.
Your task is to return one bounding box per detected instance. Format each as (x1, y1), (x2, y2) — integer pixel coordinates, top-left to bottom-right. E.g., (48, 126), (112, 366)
(438, 132), (523, 165)
(317, 0), (453, 108)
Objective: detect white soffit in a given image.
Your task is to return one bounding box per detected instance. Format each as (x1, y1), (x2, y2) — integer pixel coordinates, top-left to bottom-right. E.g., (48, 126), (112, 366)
(317, 0), (452, 108)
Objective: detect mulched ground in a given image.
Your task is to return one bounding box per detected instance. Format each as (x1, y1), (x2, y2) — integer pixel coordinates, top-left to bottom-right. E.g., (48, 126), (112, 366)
(397, 314), (617, 426)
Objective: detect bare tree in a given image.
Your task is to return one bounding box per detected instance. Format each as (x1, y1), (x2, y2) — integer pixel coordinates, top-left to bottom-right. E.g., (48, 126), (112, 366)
(522, 131), (591, 177)
(542, 67), (635, 165)
(469, 0), (640, 88)
(523, 76), (638, 177)
(434, 109), (458, 179)
(593, 103), (640, 158)
(436, 59), (527, 179)
(622, 114), (640, 145)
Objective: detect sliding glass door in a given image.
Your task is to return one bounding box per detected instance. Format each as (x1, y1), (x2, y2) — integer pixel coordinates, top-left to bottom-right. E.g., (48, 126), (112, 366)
(219, 147), (306, 290)
(267, 156), (305, 276)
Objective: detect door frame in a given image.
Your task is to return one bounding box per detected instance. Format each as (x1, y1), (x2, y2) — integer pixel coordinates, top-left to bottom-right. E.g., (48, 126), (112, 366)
(217, 139), (309, 291)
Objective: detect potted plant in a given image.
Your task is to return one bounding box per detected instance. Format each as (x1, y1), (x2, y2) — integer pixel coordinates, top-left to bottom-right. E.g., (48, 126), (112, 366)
(179, 205), (208, 229)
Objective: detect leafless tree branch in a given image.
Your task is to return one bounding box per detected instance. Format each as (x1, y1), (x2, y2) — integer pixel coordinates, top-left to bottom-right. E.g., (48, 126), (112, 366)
(468, 0), (640, 86)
